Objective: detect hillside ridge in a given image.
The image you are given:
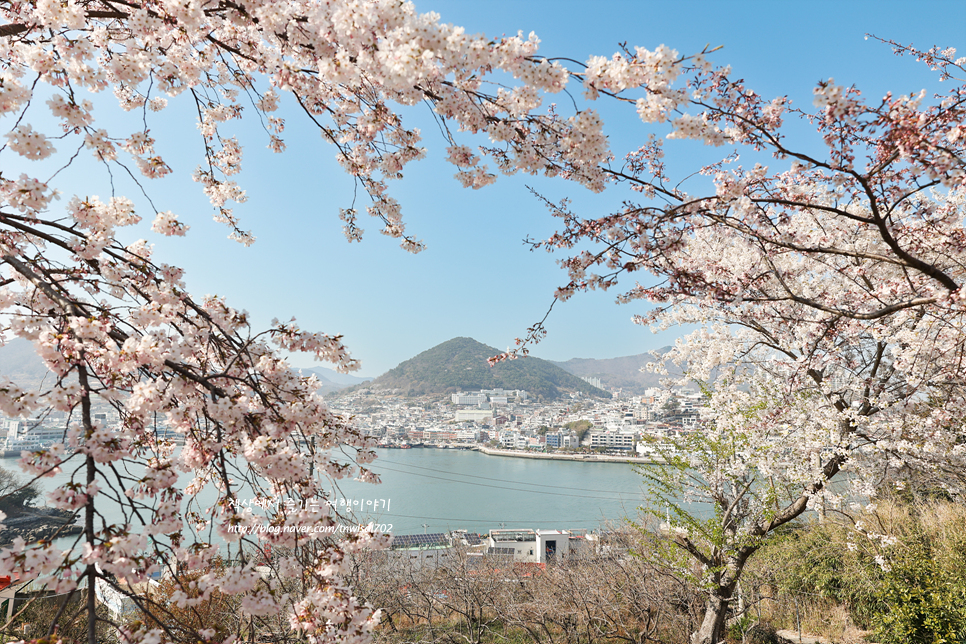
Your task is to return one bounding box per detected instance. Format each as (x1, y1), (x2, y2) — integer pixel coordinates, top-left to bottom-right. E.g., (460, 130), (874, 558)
(359, 337), (609, 400)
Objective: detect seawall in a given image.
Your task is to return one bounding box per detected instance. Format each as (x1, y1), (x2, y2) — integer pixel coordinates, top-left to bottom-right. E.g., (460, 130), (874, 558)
(474, 446), (662, 465)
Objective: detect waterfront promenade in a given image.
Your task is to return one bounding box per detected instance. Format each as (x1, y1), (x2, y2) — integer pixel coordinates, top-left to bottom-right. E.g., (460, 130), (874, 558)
(474, 445), (661, 465)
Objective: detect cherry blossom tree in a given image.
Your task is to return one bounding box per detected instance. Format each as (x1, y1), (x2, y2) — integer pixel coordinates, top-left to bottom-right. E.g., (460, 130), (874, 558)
(0, 0), (667, 642)
(522, 40), (966, 644)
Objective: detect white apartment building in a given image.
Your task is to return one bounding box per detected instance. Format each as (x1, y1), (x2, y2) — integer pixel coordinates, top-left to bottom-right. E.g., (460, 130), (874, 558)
(452, 393), (487, 405)
(496, 431), (530, 450)
(499, 430), (518, 449)
(588, 432), (636, 450)
(582, 376), (603, 389)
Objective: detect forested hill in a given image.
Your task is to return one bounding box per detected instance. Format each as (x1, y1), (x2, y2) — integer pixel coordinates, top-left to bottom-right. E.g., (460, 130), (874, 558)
(359, 337), (609, 401)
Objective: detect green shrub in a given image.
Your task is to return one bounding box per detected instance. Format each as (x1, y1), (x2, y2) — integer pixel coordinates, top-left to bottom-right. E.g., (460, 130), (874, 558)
(873, 524), (966, 644)
(752, 500), (966, 644)
(752, 520), (882, 628)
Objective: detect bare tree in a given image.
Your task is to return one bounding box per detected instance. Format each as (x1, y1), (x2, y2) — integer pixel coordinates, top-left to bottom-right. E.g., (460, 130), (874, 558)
(350, 536), (700, 644)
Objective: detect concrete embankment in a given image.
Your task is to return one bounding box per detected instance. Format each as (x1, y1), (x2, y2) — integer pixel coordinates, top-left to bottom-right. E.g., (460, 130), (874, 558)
(474, 446), (662, 465)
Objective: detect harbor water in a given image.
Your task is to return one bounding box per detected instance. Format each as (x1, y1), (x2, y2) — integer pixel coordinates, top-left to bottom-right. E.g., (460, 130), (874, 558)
(5, 447), (654, 542)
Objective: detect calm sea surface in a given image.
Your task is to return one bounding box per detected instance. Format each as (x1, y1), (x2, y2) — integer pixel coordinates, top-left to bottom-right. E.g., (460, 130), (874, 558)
(6, 447), (655, 540)
(336, 448), (650, 534)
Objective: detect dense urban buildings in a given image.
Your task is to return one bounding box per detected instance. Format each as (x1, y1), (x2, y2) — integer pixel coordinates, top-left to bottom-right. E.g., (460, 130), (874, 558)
(326, 385), (709, 456)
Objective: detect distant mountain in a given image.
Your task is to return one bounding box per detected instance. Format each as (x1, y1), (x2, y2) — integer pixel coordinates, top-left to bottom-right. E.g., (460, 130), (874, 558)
(0, 338), (372, 395)
(302, 367), (372, 386)
(296, 367), (371, 395)
(358, 337), (609, 401)
(0, 338), (52, 389)
(550, 348), (681, 395)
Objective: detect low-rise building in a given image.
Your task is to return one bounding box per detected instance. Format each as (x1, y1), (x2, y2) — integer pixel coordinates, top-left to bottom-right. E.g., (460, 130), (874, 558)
(487, 529), (539, 562)
(588, 432), (636, 450)
(388, 532), (456, 568)
(455, 409), (494, 423)
(452, 393), (487, 405)
(96, 577), (160, 623)
(499, 430), (518, 449)
(487, 529), (583, 564)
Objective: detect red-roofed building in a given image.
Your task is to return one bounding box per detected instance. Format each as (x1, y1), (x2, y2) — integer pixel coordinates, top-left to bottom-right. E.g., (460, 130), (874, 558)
(0, 574), (29, 621)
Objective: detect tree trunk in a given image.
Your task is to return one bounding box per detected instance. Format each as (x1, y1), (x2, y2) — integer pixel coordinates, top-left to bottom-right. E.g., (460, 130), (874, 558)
(691, 593), (729, 644)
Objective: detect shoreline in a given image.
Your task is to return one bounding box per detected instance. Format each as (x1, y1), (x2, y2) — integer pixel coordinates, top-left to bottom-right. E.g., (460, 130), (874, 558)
(0, 508), (83, 546)
(474, 446), (662, 465)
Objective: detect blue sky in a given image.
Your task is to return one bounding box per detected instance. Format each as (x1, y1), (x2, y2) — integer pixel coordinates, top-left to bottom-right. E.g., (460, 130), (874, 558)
(6, 1), (965, 377)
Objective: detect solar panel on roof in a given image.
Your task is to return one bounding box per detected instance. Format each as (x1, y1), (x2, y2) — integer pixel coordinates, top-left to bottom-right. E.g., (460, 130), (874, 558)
(391, 533), (449, 549)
